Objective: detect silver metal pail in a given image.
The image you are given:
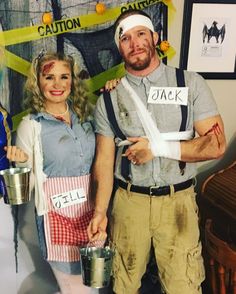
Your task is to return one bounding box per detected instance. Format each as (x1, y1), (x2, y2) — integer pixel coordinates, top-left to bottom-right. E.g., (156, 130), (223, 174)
(0, 167), (31, 205)
(80, 246), (114, 288)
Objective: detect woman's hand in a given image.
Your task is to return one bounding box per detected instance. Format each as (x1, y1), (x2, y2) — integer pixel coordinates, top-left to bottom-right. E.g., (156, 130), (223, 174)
(100, 78), (121, 92)
(4, 146), (28, 163)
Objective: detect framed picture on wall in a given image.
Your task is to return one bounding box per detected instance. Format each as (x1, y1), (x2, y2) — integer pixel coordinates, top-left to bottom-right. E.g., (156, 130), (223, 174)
(179, 0), (236, 79)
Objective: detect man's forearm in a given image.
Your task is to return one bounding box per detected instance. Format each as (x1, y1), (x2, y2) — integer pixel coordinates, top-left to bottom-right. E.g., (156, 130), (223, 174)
(92, 135), (116, 214)
(181, 133), (226, 162)
(93, 161), (114, 214)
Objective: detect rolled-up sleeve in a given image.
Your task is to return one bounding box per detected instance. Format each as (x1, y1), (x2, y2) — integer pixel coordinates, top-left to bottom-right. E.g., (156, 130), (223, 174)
(94, 93), (115, 138)
(188, 72), (219, 122)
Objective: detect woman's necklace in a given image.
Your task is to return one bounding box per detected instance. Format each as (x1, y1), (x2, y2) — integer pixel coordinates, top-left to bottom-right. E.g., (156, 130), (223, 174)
(45, 102), (71, 124)
(45, 102), (69, 117)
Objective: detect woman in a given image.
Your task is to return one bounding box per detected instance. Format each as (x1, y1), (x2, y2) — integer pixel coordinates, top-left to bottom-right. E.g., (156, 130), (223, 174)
(6, 52), (106, 294)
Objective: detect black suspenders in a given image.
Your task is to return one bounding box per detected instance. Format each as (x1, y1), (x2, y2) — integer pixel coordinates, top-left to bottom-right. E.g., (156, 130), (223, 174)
(103, 91), (126, 140)
(176, 68), (187, 175)
(103, 68), (187, 179)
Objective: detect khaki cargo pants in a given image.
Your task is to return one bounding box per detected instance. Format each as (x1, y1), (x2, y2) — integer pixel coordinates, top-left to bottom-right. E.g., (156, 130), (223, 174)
(110, 185), (205, 294)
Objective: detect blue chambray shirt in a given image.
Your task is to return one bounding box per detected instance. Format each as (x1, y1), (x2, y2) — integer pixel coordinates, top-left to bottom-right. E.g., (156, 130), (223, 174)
(32, 110), (95, 177)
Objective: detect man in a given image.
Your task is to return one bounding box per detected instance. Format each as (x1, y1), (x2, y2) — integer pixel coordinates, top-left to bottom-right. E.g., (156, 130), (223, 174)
(87, 9), (226, 294)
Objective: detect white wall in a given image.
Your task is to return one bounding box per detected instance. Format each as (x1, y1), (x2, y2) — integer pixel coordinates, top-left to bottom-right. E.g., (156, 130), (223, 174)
(168, 0), (236, 179)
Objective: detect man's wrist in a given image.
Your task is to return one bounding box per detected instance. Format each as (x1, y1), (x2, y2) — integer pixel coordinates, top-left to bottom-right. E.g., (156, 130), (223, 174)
(94, 207), (107, 215)
(151, 141), (181, 160)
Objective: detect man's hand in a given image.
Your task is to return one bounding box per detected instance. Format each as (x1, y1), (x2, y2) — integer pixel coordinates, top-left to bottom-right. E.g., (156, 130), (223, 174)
(87, 210), (108, 242)
(124, 137), (154, 165)
(4, 146), (28, 163)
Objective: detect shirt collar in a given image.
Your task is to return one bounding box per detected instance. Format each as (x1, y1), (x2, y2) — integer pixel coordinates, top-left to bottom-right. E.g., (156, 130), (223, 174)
(32, 112), (58, 121)
(32, 109), (78, 122)
(126, 62), (165, 86)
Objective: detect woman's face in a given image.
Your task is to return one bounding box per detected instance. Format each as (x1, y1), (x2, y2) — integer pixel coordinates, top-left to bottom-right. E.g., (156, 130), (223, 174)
(39, 59), (72, 105)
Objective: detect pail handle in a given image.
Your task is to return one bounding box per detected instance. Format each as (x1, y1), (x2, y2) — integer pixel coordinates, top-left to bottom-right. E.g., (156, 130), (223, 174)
(4, 184), (28, 188)
(0, 154), (14, 167)
(0, 154), (6, 162)
(84, 239), (113, 256)
(95, 239), (115, 249)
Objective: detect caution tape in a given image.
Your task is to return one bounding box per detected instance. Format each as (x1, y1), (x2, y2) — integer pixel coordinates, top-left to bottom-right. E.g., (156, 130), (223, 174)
(0, 0), (166, 47)
(5, 50), (30, 77)
(3, 0), (175, 78)
(2, 0), (175, 76)
(12, 110), (29, 132)
(163, 0), (176, 25)
(3, 0), (175, 83)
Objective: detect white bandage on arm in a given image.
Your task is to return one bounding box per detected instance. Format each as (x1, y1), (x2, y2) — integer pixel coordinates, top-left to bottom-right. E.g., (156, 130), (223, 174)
(149, 140), (181, 161)
(121, 77), (182, 161)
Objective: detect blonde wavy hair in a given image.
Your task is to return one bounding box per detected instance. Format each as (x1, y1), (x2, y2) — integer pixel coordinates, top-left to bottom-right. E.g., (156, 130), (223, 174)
(24, 52), (93, 122)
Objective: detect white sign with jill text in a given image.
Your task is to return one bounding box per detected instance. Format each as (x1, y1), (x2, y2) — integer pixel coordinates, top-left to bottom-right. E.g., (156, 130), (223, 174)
(51, 188), (86, 209)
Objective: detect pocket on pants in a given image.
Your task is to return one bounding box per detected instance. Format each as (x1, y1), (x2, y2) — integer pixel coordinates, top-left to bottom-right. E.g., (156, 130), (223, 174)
(189, 191), (199, 216)
(186, 243), (205, 286)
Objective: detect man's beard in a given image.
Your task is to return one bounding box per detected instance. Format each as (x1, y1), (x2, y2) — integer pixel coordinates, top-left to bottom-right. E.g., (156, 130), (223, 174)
(125, 55), (151, 71)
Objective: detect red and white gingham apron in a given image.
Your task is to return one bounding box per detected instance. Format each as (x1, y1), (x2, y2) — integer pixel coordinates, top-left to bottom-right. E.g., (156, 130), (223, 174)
(43, 174), (93, 262)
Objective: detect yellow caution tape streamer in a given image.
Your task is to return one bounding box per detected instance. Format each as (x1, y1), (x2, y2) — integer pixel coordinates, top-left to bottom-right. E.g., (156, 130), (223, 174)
(0, 0), (169, 46)
(4, 0), (175, 77)
(5, 50), (30, 77)
(163, 0), (176, 25)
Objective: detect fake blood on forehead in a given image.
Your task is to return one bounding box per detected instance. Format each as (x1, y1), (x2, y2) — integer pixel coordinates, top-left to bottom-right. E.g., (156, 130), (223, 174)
(42, 61), (55, 74)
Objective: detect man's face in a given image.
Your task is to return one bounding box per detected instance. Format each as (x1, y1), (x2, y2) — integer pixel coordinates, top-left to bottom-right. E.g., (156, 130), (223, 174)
(118, 25), (158, 71)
